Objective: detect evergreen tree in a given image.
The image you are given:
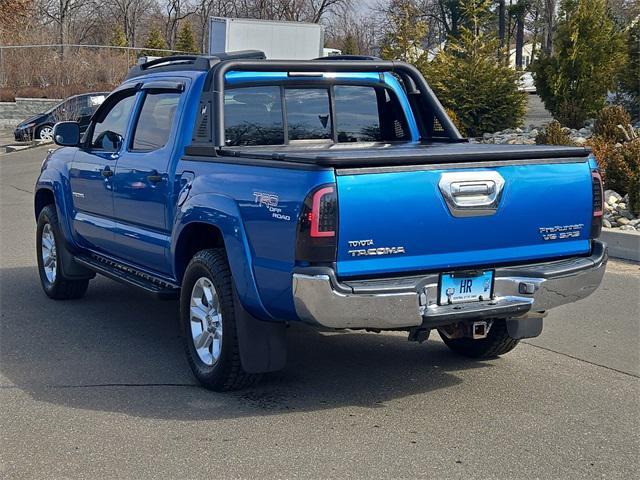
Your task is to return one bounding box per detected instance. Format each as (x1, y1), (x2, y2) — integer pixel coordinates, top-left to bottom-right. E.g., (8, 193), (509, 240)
(175, 22), (198, 54)
(142, 26), (167, 57)
(530, 0), (626, 128)
(110, 26), (128, 48)
(620, 20), (639, 119)
(423, 0), (526, 136)
(341, 33), (358, 55)
(379, 0), (428, 63)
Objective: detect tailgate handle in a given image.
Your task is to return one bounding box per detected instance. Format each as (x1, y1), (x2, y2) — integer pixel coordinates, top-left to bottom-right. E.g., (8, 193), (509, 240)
(439, 171), (505, 218)
(451, 182), (495, 197)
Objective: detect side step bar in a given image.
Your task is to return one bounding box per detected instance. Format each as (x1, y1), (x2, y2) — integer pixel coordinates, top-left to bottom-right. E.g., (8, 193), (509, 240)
(74, 254), (180, 299)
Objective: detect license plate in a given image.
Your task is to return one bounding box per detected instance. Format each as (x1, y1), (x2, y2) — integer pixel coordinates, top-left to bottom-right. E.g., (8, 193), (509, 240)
(439, 270), (493, 305)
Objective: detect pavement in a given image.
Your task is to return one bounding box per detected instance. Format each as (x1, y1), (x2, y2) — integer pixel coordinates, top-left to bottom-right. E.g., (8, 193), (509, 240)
(1, 146), (638, 479)
(524, 94), (553, 128)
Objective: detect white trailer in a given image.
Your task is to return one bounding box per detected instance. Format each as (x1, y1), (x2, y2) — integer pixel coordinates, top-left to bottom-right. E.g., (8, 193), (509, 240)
(208, 17), (324, 60)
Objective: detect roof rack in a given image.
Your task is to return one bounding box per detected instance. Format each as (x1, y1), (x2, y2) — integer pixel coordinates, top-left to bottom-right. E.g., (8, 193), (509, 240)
(314, 55), (382, 61)
(125, 50), (266, 80)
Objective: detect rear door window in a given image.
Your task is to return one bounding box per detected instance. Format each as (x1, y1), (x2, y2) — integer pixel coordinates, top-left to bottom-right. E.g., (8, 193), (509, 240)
(224, 86), (284, 146)
(285, 88), (332, 141)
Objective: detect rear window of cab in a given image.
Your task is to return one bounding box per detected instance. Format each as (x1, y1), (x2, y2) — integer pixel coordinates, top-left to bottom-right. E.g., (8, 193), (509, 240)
(223, 85), (410, 146)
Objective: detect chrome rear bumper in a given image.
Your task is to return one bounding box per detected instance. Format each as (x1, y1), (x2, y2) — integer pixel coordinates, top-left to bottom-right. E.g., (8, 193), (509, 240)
(292, 241), (607, 330)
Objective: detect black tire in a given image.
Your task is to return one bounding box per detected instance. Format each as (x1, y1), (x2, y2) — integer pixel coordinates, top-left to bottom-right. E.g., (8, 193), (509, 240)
(180, 249), (258, 391)
(438, 319), (520, 359)
(36, 205), (89, 300)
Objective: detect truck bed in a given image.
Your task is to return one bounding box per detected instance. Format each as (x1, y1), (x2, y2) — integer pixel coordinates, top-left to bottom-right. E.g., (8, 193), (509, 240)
(216, 142), (592, 168)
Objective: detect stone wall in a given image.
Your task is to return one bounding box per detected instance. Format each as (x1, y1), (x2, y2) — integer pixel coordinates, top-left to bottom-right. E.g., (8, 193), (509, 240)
(0, 98), (61, 128)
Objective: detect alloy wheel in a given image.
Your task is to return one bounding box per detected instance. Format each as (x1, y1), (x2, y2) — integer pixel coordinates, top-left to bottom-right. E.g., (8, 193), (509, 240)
(189, 277), (223, 366)
(41, 223), (57, 283)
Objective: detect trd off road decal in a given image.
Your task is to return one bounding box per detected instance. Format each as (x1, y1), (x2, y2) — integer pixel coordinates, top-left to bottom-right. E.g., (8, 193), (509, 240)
(253, 191), (291, 221)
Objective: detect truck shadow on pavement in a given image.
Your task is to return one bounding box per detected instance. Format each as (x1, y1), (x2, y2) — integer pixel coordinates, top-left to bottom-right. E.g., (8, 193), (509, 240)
(1, 267), (495, 420)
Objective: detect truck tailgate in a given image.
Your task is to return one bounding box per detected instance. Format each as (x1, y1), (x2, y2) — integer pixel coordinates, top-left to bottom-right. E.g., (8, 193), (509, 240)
(336, 159), (594, 277)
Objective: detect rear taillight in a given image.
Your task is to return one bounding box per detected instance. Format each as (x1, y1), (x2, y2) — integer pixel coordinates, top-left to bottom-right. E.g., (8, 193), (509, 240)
(591, 169), (604, 238)
(296, 185), (337, 263)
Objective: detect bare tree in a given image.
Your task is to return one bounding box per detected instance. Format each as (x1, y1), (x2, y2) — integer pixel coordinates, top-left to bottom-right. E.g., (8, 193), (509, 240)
(541, 0), (555, 54)
(163, 0), (196, 49)
(109, 0), (154, 46)
(38, 0), (85, 54)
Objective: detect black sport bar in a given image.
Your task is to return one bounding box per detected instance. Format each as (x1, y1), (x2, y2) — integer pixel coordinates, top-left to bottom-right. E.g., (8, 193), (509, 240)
(210, 59), (464, 147)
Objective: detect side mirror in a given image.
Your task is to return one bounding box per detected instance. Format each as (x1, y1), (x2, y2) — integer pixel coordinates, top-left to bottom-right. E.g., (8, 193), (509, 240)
(53, 122), (80, 146)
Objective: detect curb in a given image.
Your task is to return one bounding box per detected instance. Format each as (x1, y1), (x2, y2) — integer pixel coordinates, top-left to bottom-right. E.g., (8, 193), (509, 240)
(601, 228), (640, 262)
(4, 139), (53, 154)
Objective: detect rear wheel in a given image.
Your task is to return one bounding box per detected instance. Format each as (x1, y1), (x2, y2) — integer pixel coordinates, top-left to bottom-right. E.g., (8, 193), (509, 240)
(36, 205), (89, 300)
(180, 249), (258, 391)
(438, 319), (520, 359)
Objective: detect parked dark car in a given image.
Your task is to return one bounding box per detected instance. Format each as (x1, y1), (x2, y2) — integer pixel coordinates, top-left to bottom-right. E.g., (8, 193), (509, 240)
(14, 92), (108, 142)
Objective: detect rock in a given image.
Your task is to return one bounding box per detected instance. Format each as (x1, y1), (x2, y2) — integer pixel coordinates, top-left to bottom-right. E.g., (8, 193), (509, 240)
(618, 217), (631, 225)
(578, 127), (591, 136)
(620, 225), (636, 231)
(573, 137), (587, 145)
(515, 127), (523, 133)
(619, 209), (635, 220)
(629, 219), (640, 226)
(617, 202), (627, 210)
(603, 218), (612, 228)
(483, 132), (493, 140)
(608, 195), (619, 205)
(529, 129), (539, 137)
(605, 190), (622, 201)
(561, 127), (572, 133)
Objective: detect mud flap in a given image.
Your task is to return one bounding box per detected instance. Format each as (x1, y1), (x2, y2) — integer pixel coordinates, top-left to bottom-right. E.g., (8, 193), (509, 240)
(56, 234), (95, 280)
(233, 289), (287, 374)
(506, 316), (543, 339)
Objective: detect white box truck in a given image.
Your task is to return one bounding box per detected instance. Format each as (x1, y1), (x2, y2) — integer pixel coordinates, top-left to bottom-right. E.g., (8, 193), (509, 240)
(208, 17), (324, 60)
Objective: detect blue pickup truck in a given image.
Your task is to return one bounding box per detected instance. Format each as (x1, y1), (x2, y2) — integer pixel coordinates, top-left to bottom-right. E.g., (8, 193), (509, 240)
(35, 52), (607, 391)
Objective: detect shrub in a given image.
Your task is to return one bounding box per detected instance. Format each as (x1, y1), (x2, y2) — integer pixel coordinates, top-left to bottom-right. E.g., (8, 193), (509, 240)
(445, 108), (467, 136)
(595, 105), (632, 143)
(422, 0), (526, 136)
(554, 100), (589, 130)
(531, 0), (626, 128)
(535, 121), (574, 145)
(587, 137), (640, 215)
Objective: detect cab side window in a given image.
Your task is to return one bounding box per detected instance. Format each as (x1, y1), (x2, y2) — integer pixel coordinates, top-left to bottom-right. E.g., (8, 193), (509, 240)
(90, 93), (136, 152)
(131, 92), (181, 151)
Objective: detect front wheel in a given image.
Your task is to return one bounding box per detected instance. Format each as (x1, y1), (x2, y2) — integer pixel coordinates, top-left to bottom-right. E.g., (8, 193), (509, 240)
(438, 319), (520, 359)
(36, 205), (89, 299)
(180, 249), (258, 391)
(36, 124), (54, 141)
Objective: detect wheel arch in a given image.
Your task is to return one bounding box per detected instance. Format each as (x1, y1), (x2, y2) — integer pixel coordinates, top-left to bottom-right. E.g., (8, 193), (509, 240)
(172, 195), (274, 322)
(174, 222), (225, 283)
(34, 187), (56, 220)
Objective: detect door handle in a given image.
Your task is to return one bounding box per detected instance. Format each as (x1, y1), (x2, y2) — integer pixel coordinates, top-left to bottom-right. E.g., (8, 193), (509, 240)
(147, 170), (163, 183)
(101, 166), (113, 178)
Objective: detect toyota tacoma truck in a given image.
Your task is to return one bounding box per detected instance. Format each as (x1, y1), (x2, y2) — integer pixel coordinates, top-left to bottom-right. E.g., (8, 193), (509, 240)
(35, 52), (607, 391)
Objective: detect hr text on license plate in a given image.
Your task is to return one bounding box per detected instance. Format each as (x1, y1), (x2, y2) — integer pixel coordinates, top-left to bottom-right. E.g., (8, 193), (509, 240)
(439, 271), (494, 305)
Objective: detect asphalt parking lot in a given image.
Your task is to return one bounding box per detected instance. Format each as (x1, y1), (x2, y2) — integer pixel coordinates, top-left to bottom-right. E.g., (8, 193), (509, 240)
(1, 146), (638, 479)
